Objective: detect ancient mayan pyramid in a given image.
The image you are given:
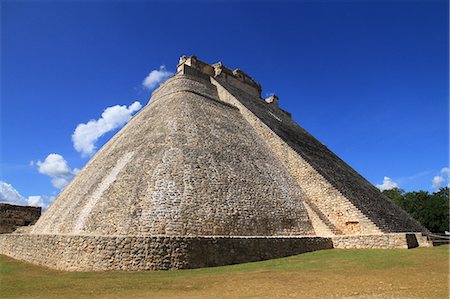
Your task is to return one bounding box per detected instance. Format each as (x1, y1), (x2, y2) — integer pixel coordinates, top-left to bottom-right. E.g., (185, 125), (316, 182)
(0, 56), (430, 271)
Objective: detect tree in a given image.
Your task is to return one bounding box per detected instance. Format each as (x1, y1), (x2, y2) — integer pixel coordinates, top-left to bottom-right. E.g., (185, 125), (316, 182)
(382, 187), (449, 233)
(382, 188), (405, 206)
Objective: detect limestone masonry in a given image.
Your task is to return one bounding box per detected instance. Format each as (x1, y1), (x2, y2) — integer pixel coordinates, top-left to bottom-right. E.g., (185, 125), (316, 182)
(0, 203), (41, 234)
(0, 56), (431, 271)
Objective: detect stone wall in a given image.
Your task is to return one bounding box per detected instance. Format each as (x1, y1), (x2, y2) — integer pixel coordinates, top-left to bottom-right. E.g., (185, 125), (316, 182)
(0, 234), (332, 271)
(0, 233), (431, 271)
(332, 233), (432, 249)
(0, 203), (41, 234)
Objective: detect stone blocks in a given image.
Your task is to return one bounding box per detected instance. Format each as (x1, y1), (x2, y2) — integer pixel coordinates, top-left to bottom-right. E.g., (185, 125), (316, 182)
(0, 234), (332, 271)
(0, 203), (41, 234)
(332, 233), (432, 249)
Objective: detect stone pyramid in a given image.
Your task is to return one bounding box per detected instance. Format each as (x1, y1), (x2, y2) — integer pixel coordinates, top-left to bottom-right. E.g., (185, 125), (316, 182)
(0, 56), (430, 271)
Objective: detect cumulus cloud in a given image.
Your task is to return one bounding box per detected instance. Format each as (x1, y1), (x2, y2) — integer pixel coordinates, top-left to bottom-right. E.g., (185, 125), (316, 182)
(51, 177), (70, 189)
(0, 180), (51, 209)
(36, 154), (77, 190)
(432, 176), (445, 190)
(142, 66), (173, 90)
(431, 167), (450, 190)
(0, 180), (25, 205)
(27, 195), (44, 207)
(27, 195), (54, 209)
(37, 154), (73, 178)
(72, 101), (142, 156)
(440, 167), (450, 175)
(376, 176), (399, 191)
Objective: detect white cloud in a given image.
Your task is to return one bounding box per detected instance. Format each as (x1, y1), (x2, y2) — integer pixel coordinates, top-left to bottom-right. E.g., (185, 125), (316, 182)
(0, 180), (26, 205)
(72, 101), (142, 156)
(142, 65), (173, 90)
(26, 195), (54, 210)
(440, 167), (450, 175)
(430, 167), (449, 190)
(27, 195), (43, 207)
(432, 175), (445, 190)
(36, 154), (77, 190)
(37, 154), (73, 178)
(0, 180), (52, 209)
(51, 177), (70, 189)
(376, 176), (398, 191)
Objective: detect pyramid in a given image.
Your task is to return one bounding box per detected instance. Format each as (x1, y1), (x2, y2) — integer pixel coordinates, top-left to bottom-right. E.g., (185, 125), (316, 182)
(0, 56), (430, 271)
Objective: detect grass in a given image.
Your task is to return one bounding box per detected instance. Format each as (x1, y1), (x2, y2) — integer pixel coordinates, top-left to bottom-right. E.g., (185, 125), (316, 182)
(0, 246), (448, 298)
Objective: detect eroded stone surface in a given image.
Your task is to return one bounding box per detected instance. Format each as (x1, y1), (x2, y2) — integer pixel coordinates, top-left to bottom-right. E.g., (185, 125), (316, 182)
(0, 56), (431, 271)
(332, 233), (432, 249)
(31, 74), (314, 237)
(0, 204), (41, 234)
(0, 234), (332, 271)
(209, 65), (426, 235)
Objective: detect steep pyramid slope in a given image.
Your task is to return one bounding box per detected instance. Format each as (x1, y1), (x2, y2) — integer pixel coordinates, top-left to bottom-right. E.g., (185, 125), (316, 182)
(206, 58), (425, 235)
(207, 59), (426, 235)
(31, 72), (314, 236)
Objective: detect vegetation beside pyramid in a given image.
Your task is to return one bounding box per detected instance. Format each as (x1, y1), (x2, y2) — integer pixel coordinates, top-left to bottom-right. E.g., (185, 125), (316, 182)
(0, 56), (430, 271)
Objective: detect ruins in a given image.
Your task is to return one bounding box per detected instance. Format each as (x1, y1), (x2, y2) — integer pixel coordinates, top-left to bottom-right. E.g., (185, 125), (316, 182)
(0, 56), (431, 271)
(0, 203), (41, 234)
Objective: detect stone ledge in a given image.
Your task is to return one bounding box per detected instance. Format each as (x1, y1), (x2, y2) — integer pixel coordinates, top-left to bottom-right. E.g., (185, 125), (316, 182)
(0, 234), (332, 271)
(0, 233), (430, 271)
(331, 233), (432, 249)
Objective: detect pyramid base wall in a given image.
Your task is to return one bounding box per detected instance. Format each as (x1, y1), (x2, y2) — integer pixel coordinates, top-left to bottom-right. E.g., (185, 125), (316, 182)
(0, 234), (333, 271)
(0, 233), (431, 271)
(332, 233), (432, 249)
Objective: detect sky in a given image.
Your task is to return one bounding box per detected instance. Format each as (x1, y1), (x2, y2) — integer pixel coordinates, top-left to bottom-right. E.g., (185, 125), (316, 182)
(0, 0), (448, 208)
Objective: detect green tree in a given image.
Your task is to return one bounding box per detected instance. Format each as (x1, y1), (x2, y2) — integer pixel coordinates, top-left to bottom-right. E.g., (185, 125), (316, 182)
(425, 187), (449, 233)
(382, 188), (405, 206)
(382, 187), (449, 233)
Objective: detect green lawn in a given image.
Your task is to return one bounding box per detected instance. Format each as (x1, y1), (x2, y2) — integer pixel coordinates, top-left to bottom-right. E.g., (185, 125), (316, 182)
(1, 246), (448, 298)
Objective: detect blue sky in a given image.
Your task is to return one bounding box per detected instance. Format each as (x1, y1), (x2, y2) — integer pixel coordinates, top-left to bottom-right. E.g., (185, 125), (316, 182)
(0, 1), (448, 207)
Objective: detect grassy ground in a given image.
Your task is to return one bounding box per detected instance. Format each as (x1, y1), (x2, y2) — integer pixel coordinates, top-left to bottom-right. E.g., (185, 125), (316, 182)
(0, 246), (448, 299)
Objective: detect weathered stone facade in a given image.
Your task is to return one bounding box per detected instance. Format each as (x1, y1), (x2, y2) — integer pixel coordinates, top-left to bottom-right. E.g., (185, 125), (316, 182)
(210, 75), (425, 235)
(0, 233), (428, 271)
(0, 234), (332, 271)
(31, 74), (314, 237)
(332, 233), (432, 249)
(0, 56), (431, 271)
(0, 203), (41, 234)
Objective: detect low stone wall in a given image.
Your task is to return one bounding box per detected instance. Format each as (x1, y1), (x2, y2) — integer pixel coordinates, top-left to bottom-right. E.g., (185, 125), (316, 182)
(0, 233), (431, 271)
(0, 234), (332, 271)
(332, 233), (432, 249)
